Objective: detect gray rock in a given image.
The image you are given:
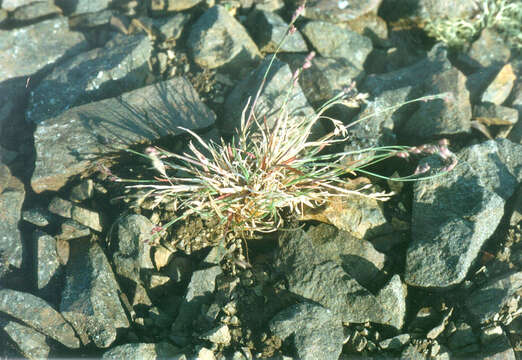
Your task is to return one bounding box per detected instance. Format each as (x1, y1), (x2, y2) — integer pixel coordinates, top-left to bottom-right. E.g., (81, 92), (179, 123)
(0, 17), (88, 82)
(0, 162), (11, 194)
(0, 175), (25, 270)
(468, 28), (511, 68)
(448, 322), (479, 354)
(1, 0), (35, 10)
(56, 219), (91, 241)
(467, 65), (504, 105)
(279, 54), (365, 109)
(224, 56), (317, 134)
(10, 1), (61, 22)
(200, 324), (231, 346)
(269, 302), (344, 360)
(473, 103), (518, 129)
(301, 21), (372, 70)
(459, 139), (522, 200)
(379, 333), (411, 350)
(69, 9), (117, 29)
(70, 179), (94, 202)
(401, 66), (472, 139)
(0, 289), (80, 348)
(71, 206), (102, 232)
(144, 13), (191, 42)
(35, 230), (61, 290)
(148, 0), (202, 13)
(48, 197), (73, 218)
(31, 76), (215, 193)
(289, 0), (381, 23)
(26, 34), (152, 125)
(406, 155), (505, 288)
(187, 6), (261, 75)
(480, 326), (517, 360)
(275, 227), (406, 329)
(1, 320), (51, 359)
(381, 0), (477, 23)
(59, 0), (111, 15)
(102, 342), (181, 359)
(112, 214), (155, 284)
(246, 10), (308, 53)
(171, 265), (222, 334)
(22, 208), (53, 227)
(466, 272), (522, 325)
(60, 240), (129, 348)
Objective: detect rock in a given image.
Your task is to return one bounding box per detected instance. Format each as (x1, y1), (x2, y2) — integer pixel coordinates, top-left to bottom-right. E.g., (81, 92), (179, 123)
(467, 66), (505, 104)
(141, 13), (191, 42)
(102, 342), (180, 359)
(1, 320), (51, 359)
(0, 17), (88, 82)
(58, 0), (111, 15)
(405, 155), (505, 288)
(481, 63), (517, 105)
(401, 66), (472, 139)
(31, 76), (215, 193)
(344, 12), (389, 47)
(269, 302), (344, 360)
(69, 9), (117, 29)
(71, 206), (103, 232)
(300, 181), (392, 241)
(224, 56), (317, 134)
(1, 0), (36, 11)
(10, 1), (61, 23)
(70, 179), (94, 202)
(195, 347), (215, 360)
(171, 265), (222, 335)
(0, 162), (11, 194)
(480, 326), (517, 360)
(448, 321), (479, 355)
(290, 0), (381, 23)
(34, 230), (61, 290)
(275, 227), (406, 329)
(0, 175), (25, 271)
(380, 0), (478, 23)
(301, 21), (372, 70)
(22, 208), (53, 227)
(187, 6), (261, 76)
(48, 197), (73, 218)
(0, 289), (80, 348)
(246, 10), (307, 53)
(279, 54), (365, 110)
(26, 34), (152, 124)
(459, 139), (522, 200)
(200, 324), (231, 346)
(112, 214), (155, 285)
(466, 272), (522, 325)
(379, 333), (411, 350)
(468, 28), (511, 68)
(473, 103), (518, 127)
(56, 219), (91, 241)
(60, 240), (129, 348)
(147, 0), (202, 13)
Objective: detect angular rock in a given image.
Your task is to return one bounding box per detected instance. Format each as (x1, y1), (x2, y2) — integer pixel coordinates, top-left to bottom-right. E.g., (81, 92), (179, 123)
(269, 302), (344, 360)
(301, 21), (372, 70)
(112, 214), (155, 284)
(467, 65), (504, 105)
(56, 219), (91, 241)
(481, 63), (517, 105)
(0, 17), (87, 82)
(1, 0), (36, 11)
(48, 197), (73, 218)
(58, 0), (111, 15)
(11, 1), (61, 23)
(401, 66), (472, 139)
(279, 54), (365, 109)
(466, 272), (522, 325)
(275, 227), (406, 329)
(200, 324), (231, 346)
(290, 0), (381, 23)
(380, 0), (478, 23)
(60, 241), (129, 348)
(0, 162), (11, 194)
(0, 175), (25, 270)
(26, 34), (152, 124)
(31, 76), (215, 193)
(345, 12), (389, 47)
(22, 208), (53, 227)
(1, 320), (50, 359)
(140, 12), (191, 42)
(171, 265), (222, 334)
(69, 9), (117, 29)
(405, 156), (505, 288)
(379, 333), (411, 350)
(224, 56), (317, 134)
(473, 103), (518, 127)
(468, 28), (511, 68)
(148, 0), (202, 13)
(0, 289), (80, 348)
(480, 326), (517, 360)
(459, 139), (522, 200)
(246, 10), (307, 53)
(71, 206), (102, 232)
(70, 179), (94, 202)
(187, 6), (261, 75)
(35, 230), (61, 290)
(102, 342), (181, 359)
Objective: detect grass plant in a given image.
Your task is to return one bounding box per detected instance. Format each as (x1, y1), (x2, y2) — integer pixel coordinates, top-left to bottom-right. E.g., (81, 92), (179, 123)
(119, 3), (459, 240)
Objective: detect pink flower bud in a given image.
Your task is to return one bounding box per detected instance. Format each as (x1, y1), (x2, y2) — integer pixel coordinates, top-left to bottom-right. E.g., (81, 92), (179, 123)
(438, 138), (449, 147)
(414, 163), (431, 175)
(438, 146), (452, 160)
(291, 4), (305, 22)
(289, 25), (297, 35)
(409, 147), (422, 154)
(396, 151), (409, 159)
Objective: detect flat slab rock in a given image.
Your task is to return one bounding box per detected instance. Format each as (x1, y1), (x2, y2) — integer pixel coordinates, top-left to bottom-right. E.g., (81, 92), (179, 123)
(31, 77), (216, 193)
(0, 289), (80, 348)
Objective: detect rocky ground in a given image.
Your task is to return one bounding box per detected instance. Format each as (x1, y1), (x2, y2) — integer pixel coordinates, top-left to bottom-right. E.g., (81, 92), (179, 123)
(0, 0), (521, 359)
